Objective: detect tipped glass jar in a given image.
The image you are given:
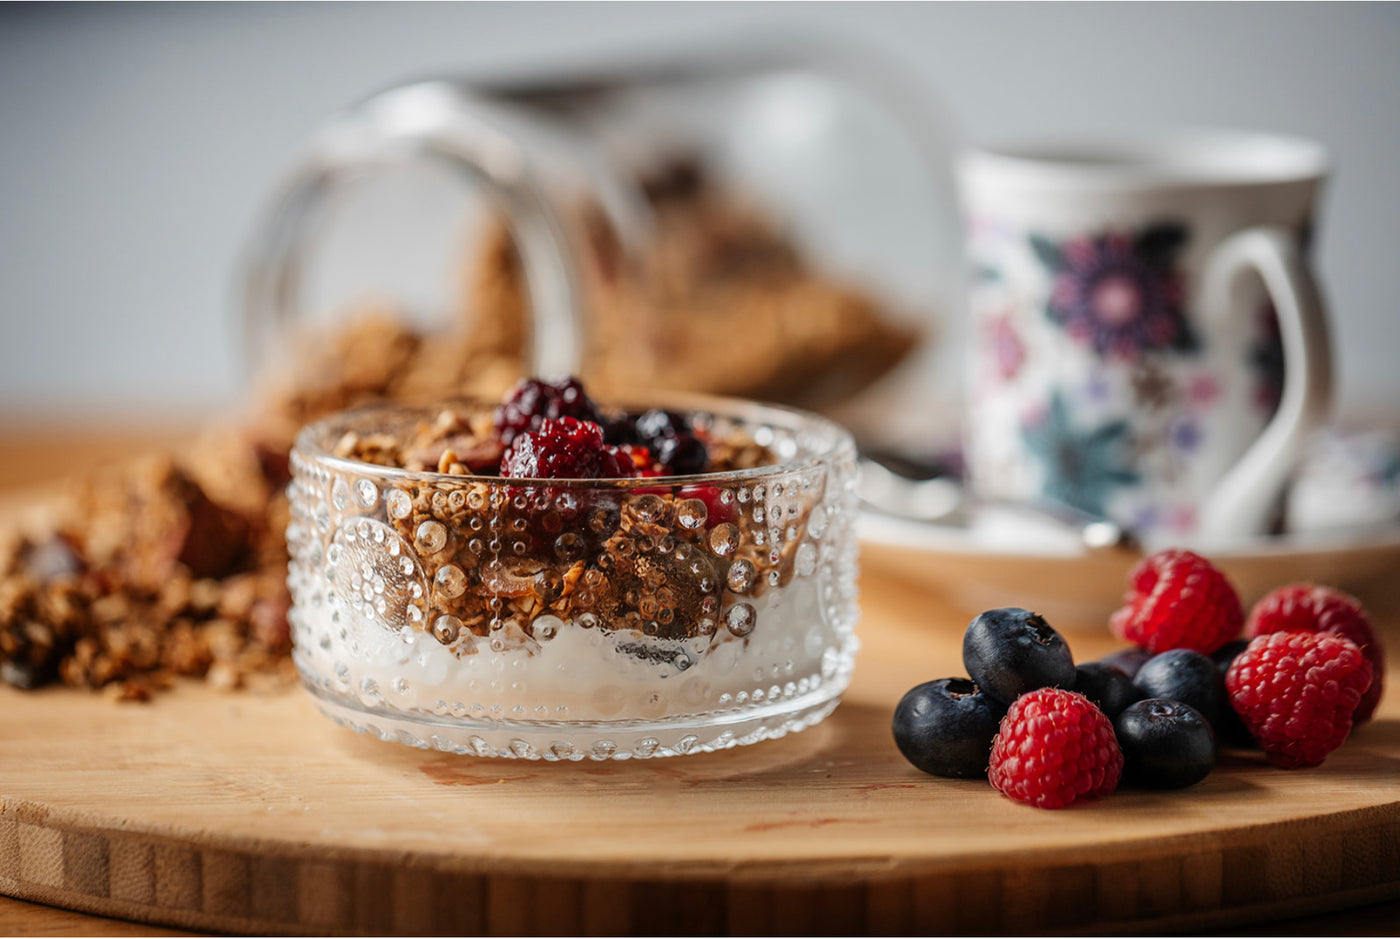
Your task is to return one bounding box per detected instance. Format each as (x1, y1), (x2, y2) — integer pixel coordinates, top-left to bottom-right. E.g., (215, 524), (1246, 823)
(286, 395), (859, 759)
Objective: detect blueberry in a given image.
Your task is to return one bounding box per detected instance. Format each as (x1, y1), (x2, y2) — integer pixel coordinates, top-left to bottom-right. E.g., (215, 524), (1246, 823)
(1115, 698), (1216, 789)
(1097, 646), (1154, 679)
(1211, 639), (1251, 677)
(601, 416), (640, 446)
(892, 677), (1005, 778)
(962, 608), (1076, 706)
(1, 659), (55, 690)
(1073, 662), (1143, 720)
(1210, 639), (1257, 748)
(635, 409), (689, 445)
(655, 433), (710, 476)
(1133, 649), (1223, 730)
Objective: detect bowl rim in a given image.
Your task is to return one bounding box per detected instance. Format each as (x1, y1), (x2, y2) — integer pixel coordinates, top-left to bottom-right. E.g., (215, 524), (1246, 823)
(291, 390), (857, 487)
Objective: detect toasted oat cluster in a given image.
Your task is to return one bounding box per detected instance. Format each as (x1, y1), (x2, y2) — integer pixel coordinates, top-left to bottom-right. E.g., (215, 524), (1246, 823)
(0, 156), (900, 699)
(294, 392), (799, 654)
(331, 395), (772, 479)
(329, 388), (779, 646)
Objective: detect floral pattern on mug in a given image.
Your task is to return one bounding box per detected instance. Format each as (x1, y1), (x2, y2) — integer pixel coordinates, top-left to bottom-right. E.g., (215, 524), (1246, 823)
(1032, 223), (1195, 361)
(1021, 392), (1139, 517)
(986, 311), (1026, 383)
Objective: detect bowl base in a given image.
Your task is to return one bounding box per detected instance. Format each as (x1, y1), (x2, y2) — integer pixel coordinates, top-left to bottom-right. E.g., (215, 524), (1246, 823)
(302, 678), (847, 760)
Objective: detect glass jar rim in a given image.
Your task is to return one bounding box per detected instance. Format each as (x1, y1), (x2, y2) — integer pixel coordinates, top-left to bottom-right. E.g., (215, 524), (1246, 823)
(291, 390), (856, 487)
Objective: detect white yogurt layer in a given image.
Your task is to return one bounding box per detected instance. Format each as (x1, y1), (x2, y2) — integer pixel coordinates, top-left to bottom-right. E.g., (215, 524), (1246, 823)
(292, 571), (847, 723)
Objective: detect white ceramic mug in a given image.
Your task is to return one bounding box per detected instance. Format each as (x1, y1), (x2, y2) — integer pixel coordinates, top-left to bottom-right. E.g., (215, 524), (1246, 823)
(958, 131), (1332, 546)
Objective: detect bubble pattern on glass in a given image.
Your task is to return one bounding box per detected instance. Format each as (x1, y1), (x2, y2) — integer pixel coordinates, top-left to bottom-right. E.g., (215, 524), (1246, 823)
(285, 407), (860, 757)
(326, 516), (428, 633)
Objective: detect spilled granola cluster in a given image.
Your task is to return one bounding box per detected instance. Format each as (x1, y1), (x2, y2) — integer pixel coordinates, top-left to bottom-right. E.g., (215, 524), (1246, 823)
(0, 450), (294, 699)
(1, 156), (898, 698)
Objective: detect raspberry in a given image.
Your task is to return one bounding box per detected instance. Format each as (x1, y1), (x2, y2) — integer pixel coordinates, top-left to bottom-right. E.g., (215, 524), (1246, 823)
(988, 688), (1123, 809)
(493, 377), (601, 446)
(499, 417), (638, 480)
(1245, 584), (1385, 723)
(1225, 631), (1373, 768)
(1109, 549), (1243, 655)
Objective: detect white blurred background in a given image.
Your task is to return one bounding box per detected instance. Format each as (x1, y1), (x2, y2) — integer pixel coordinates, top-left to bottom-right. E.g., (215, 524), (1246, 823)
(1, 3), (1397, 421)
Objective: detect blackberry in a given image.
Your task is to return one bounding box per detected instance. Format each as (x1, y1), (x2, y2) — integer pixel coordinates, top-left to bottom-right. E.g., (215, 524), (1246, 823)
(1115, 698), (1216, 789)
(494, 377), (602, 445)
(962, 608), (1076, 707)
(892, 678), (1005, 778)
(499, 417), (637, 480)
(1132, 649), (1223, 730)
(1073, 661), (1142, 720)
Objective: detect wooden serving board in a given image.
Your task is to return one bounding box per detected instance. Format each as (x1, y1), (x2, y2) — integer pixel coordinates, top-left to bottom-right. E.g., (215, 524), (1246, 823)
(1, 567), (1397, 936)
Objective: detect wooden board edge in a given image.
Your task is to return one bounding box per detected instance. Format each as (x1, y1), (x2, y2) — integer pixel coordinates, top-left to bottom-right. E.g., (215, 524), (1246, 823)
(3, 797), (1398, 935)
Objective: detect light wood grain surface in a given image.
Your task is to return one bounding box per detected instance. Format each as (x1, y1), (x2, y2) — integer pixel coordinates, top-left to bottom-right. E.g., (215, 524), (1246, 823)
(1, 427), (1397, 936)
(0, 569), (1397, 935)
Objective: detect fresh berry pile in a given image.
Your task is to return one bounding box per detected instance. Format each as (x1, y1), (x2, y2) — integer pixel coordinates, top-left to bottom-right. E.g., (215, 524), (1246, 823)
(491, 378), (713, 480)
(892, 550), (1386, 808)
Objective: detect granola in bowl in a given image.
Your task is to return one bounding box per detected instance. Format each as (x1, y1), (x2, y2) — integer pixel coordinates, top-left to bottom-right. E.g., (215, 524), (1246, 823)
(287, 381), (860, 759)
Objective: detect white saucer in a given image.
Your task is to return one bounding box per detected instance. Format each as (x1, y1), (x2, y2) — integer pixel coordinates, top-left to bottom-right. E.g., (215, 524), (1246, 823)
(858, 509), (1400, 634)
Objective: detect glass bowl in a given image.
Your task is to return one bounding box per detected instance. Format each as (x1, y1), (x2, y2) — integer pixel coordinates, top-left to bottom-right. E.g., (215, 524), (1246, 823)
(285, 394), (859, 759)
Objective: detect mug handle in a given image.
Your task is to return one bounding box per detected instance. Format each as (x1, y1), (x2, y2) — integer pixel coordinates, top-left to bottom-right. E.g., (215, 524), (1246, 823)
(1196, 226), (1332, 543)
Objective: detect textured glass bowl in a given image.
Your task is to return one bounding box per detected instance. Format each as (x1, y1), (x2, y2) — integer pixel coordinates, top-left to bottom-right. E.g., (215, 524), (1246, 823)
(286, 395), (860, 760)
